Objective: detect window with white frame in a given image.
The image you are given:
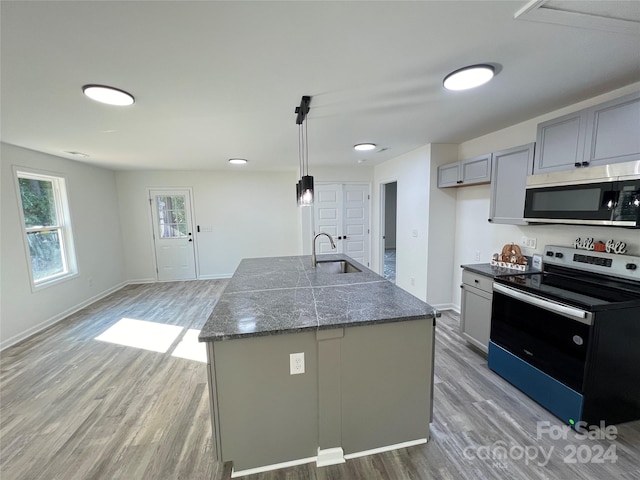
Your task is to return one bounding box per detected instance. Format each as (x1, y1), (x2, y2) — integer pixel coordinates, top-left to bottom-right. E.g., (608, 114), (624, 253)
(15, 169), (77, 288)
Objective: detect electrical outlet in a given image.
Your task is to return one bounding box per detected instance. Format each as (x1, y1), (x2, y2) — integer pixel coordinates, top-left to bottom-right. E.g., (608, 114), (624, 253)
(475, 251), (481, 261)
(410, 277), (415, 286)
(520, 236), (537, 249)
(290, 352), (305, 375)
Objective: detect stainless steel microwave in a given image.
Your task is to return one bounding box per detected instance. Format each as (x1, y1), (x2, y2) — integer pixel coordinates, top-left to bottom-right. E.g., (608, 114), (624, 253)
(524, 161), (640, 227)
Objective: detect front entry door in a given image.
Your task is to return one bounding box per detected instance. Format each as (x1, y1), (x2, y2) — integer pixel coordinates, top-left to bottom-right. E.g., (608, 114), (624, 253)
(313, 183), (370, 266)
(149, 189), (196, 281)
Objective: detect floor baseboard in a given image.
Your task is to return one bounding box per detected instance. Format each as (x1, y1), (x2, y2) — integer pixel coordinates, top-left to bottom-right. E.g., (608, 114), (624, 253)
(0, 281), (127, 351)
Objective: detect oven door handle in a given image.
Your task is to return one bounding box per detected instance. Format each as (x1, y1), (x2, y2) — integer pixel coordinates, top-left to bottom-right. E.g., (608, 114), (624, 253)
(493, 283), (593, 325)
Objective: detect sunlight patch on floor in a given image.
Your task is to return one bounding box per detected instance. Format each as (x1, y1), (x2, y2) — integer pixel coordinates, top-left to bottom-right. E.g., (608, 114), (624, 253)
(171, 328), (207, 363)
(95, 318), (184, 353)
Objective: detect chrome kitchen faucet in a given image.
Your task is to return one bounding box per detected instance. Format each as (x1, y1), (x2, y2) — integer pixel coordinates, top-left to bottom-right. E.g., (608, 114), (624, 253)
(312, 232), (336, 267)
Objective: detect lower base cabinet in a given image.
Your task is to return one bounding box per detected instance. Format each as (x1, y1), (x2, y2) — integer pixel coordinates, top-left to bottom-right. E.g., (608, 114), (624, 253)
(460, 270), (492, 353)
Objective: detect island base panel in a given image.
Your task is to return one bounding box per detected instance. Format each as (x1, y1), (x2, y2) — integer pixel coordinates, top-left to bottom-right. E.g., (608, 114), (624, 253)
(206, 318), (434, 472)
(210, 331), (319, 472)
(341, 319), (433, 454)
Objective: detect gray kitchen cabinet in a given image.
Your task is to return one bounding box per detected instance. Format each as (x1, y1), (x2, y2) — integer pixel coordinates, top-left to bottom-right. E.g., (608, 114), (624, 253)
(460, 270), (492, 354)
(533, 91), (640, 175)
(489, 143), (535, 225)
(533, 110), (586, 174)
(437, 162), (460, 187)
(438, 153), (492, 188)
(583, 92), (640, 167)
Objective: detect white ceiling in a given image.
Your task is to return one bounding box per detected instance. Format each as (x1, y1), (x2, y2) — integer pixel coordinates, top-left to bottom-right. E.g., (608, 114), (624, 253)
(1, 1), (639, 172)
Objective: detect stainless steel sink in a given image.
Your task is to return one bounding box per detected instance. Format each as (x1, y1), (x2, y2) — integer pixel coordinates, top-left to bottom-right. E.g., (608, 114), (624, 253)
(315, 260), (361, 274)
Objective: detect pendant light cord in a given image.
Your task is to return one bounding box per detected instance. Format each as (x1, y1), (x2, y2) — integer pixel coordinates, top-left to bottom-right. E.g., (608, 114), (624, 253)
(304, 119), (309, 176)
(298, 119), (309, 177)
(298, 124), (303, 177)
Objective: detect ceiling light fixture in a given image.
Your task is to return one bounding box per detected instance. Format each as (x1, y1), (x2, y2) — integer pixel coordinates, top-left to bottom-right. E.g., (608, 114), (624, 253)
(64, 151), (90, 158)
(295, 96), (313, 206)
(443, 64), (495, 91)
(228, 158), (248, 165)
(82, 84), (135, 106)
(354, 143), (377, 152)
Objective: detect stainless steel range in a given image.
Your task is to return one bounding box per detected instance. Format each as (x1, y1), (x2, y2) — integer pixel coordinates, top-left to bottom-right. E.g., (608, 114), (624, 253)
(489, 245), (640, 427)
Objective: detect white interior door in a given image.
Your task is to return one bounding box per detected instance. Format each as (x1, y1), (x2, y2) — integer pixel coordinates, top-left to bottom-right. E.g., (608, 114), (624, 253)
(313, 183), (370, 266)
(342, 184), (369, 266)
(314, 184), (342, 254)
(150, 189), (196, 281)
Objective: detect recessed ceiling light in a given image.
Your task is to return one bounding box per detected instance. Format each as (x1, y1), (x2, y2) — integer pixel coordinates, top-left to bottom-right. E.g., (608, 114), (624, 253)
(443, 64), (495, 91)
(228, 158), (248, 165)
(64, 151), (90, 158)
(354, 143), (377, 152)
(357, 159), (367, 164)
(82, 84), (135, 106)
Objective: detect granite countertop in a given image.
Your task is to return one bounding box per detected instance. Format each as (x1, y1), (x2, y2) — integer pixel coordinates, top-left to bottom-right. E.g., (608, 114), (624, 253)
(199, 254), (438, 342)
(461, 262), (532, 278)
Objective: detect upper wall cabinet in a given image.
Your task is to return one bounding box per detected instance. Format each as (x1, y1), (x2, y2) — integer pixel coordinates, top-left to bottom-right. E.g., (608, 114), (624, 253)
(489, 143), (535, 225)
(533, 91), (640, 175)
(437, 153), (492, 188)
(583, 92), (640, 166)
(533, 110), (586, 174)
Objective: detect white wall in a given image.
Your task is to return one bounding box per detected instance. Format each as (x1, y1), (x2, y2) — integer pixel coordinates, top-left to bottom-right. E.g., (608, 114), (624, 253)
(372, 144), (457, 305)
(426, 144), (458, 309)
(308, 165), (373, 184)
(115, 170), (302, 281)
(1, 143), (126, 349)
(451, 82), (640, 310)
(373, 146), (429, 299)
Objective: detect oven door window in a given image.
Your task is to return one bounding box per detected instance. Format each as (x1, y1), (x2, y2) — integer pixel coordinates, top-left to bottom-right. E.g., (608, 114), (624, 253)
(524, 182), (617, 221)
(490, 291), (590, 392)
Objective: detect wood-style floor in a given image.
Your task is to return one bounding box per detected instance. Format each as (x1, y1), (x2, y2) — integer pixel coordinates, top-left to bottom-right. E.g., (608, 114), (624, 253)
(1, 281), (639, 479)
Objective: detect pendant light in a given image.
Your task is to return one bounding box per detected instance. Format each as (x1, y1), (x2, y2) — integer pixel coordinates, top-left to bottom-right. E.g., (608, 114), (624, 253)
(295, 96), (313, 206)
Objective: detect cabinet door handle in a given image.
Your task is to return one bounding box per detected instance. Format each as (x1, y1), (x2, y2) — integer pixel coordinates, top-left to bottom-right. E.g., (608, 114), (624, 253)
(474, 279), (480, 283)
(574, 162), (582, 167)
(581, 161), (589, 167)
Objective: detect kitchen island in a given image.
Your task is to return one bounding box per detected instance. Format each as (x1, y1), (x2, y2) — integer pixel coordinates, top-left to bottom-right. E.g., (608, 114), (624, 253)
(199, 254), (438, 477)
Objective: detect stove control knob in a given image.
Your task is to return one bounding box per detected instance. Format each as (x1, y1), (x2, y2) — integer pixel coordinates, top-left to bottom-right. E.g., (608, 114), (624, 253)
(546, 251), (554, 257)
(626, 263), (638, 271)
(555, 252), (564, 258)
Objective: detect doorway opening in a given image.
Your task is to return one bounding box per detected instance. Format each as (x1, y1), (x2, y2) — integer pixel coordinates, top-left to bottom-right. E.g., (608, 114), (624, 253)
(381, 182), (397, 283)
